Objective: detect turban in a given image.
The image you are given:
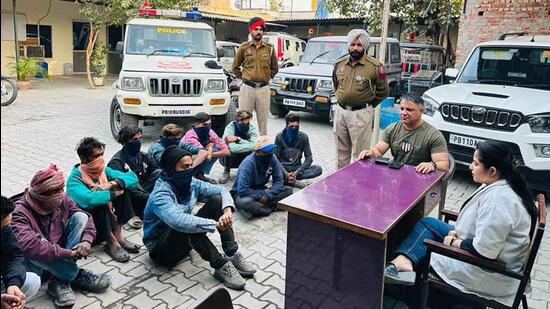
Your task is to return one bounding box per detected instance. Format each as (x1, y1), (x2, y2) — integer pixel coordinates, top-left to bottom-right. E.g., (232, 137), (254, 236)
(347, 29), (370, 49)
(24, 164), (65, 215)
(248, 17), (266, 32)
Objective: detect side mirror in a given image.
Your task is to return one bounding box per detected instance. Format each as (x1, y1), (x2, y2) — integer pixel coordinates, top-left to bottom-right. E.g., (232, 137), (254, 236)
(217, 47), (225, 60)
(445, 68), (459, 80)
(116, 41), (124, 54)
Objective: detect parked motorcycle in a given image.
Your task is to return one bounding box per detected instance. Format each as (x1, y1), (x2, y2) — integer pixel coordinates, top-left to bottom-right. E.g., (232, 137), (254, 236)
(1, 75), (17, 106)
(224, 69), (242, 109)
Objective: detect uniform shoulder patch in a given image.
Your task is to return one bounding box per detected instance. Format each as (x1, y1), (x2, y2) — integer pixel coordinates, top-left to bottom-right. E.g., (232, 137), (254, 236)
(365, 55), (381, 66)
(335, 55), (349, 64)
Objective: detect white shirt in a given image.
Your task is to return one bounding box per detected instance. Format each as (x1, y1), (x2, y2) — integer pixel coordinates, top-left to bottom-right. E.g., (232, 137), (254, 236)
(430, 179), (532, 306)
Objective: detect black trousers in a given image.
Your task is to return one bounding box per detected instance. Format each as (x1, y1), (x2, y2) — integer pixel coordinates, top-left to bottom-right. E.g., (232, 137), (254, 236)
(220, 152), (251, 169)
(128, 169), (162, 219)
(87, 191), (135, 244)
(149, 195), (238, 269)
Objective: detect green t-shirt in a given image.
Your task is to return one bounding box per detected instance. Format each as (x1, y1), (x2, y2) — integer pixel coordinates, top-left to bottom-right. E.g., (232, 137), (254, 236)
(382, 121), (447, 166)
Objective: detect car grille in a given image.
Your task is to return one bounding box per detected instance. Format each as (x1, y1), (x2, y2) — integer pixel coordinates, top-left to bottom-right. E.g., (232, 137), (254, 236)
(439, 103), (523, 132)
(148, 78), (202, 97)
(285, 78), (316, 93)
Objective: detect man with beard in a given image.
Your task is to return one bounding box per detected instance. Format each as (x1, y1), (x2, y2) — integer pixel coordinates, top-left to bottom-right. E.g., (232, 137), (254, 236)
(332, 29), (389, 169)
(66, 137), (140, 262)
(232, 17), (279, 135)
(231, 136), (293, 219)
(11, 165), (110, 307)
(182, 112), (230, 184)
(219, 110), (258, 184)
(108, 125), (162, 229)
(358, 93), (449, 173)
(142, 146), (256, 290)
(274, 113), (322, 188)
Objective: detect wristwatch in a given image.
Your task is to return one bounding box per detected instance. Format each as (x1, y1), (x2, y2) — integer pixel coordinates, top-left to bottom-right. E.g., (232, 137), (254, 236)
(236, 137), (241, 142)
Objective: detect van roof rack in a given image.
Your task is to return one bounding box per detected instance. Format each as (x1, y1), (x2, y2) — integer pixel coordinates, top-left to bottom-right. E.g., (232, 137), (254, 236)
(498, 32), (526, 40)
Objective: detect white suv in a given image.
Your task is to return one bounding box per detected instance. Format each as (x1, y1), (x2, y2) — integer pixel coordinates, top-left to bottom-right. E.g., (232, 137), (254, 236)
(422, 35), (550, 194)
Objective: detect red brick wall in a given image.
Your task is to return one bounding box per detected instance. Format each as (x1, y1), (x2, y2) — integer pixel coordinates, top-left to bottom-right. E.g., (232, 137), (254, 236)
(455, 0), (550, 66)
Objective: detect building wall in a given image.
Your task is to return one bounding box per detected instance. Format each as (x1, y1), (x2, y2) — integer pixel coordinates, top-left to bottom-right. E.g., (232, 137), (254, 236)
(455, 0), (550, 67)
(0, 0), (106, 77)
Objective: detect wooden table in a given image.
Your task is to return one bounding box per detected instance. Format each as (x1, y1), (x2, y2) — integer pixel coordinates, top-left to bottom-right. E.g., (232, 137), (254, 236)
(278, 160), (444, 309)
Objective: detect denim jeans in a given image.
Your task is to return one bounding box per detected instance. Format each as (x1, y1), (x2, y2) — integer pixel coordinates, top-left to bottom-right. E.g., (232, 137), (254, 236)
(26, 212), (89, 282)
(199, 146), (220, 174)
(235, 186), (294, 217)
(394, 217), (454, 266)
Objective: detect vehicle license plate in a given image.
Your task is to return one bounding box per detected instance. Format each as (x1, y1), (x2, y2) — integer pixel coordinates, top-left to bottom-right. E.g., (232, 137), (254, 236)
(160, 108), (192, 116)
(449, 134), (484, 149)
(283, 98), (305, 108)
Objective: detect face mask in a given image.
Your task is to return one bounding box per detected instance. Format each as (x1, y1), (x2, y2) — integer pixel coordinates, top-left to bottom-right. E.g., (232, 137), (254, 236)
(256, 153), (273, 165)
(284, 126), (299, 145)
(123, 140), (142, 157)
(160, 136), (180, 148)
(234, 121), (250, 138)
(350, 50), (364, 59)
(168, 168), (194, 199)
(194, 126), (210, 146)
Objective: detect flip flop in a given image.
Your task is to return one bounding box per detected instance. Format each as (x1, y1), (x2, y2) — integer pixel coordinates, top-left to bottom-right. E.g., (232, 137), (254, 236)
(384, 263), (416, 285)
(128, 216), (143, 229)
(105, 245), (130, 262)
(120, 240), (141, 254)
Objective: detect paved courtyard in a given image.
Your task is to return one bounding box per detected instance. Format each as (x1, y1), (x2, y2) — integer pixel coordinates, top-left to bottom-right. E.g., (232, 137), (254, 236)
(1, 76), (548, 309)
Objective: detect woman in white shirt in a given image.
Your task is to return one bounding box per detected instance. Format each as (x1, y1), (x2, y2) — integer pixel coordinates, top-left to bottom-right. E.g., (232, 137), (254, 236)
(384, 140), (538, 307)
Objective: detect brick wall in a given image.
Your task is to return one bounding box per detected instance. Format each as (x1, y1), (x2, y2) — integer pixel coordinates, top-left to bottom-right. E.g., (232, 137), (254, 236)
(455, 0), (550, 67)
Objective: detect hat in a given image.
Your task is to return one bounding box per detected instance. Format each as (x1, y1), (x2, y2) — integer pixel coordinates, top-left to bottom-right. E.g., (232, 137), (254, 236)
(248, 17), (266, 32)
(347, 29), (370, 49)
(254, 135), (276, 152)
(160, 145), (192, 172)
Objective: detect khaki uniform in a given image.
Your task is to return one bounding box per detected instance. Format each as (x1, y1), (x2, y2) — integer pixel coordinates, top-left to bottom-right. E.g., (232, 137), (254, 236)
(232, 40), (278, 135)
(332, 54), (389, 169)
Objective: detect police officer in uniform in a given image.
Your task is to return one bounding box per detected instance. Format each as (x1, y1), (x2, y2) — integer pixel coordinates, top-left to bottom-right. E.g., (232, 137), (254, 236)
(232, 17), (279, 136)
(332, 29), (389, 169)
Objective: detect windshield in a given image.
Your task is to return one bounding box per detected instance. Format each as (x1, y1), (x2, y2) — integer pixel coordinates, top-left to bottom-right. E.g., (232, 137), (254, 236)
(126, 25), (216, 57)
(457, 46), (550, 90)
(300, 41), (348, 64)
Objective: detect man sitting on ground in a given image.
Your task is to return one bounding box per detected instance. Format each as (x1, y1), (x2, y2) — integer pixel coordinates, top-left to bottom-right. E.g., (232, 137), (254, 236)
(66, 137), (140, 262)
(108, 125), (162, 229)
(148, 123), (207, 167)
(275, 113), (322, 188)
(12, 165), (110, 307)
(182, 113), (230, 183)
(231, 136), (293, 219)
(143, 145), (256, 290)
(358, 92), (449, 173)
(1, 196), (41, 309)
(219, 110), (258, 184)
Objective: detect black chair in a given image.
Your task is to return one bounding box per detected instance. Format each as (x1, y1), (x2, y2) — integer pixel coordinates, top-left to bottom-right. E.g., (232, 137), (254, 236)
(437, 153), (456, 220)
(188, 287), (233, 309)
(420, 194), (547, 309)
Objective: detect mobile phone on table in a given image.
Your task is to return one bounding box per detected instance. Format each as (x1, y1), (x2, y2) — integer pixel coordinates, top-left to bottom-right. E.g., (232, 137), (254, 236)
(389, 160), (404, 169)
(374, 157), (390, 165)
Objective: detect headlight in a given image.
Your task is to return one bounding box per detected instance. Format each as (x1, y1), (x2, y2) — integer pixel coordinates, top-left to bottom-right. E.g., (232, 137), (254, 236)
(122, 77), (145, 91)
(422, 95), (439, 117)
(534, 144), (550, 158)
(206, 79), (225, 91)
(526, 113), (550, 133)
(271, 75), (283, 85)
(318, 80), (333, 90)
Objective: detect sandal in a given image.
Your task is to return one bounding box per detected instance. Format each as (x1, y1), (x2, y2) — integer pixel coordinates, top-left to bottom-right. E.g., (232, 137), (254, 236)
(105, 245), (130, 262)
(128, 216), (143, 229)
(120, 240), (141, 254)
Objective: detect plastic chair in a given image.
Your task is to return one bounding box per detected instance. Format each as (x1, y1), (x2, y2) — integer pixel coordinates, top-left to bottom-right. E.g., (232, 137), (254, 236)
(188, 287), (234, 309)
(420, 194), (547, 309)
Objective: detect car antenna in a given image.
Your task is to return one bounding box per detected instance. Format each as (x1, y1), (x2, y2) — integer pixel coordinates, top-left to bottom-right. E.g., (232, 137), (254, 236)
(530, 36), (535, 42)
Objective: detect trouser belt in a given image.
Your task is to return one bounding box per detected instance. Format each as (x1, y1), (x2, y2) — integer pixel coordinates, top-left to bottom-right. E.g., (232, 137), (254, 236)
(243, 79), (269, 88)
(338, 103), (369, 111)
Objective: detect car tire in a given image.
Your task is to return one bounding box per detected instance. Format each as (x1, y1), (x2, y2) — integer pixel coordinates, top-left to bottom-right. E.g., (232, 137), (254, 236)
(270, 102), (289, 118)
(110, 97), (139, 140)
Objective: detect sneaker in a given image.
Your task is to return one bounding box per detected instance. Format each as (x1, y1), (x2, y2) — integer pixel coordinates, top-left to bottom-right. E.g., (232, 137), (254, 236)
(226, 252), (256, 277)
(384, 263), (416, 285)
(71, 269), (111, 292)
(219, 169), (230, 184)
(213, 261), (246, 290)
(292, 180), (307, 189)
(47, 280), (75, 307)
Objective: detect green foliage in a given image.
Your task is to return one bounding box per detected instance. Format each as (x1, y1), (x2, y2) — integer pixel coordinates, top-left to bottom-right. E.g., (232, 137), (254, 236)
(269, 0), (282, 11)
(9, 57), (50, 81)
(91, 41), (107, 76)
(325, 0), (462, 33)
(149, 0), (199, 10)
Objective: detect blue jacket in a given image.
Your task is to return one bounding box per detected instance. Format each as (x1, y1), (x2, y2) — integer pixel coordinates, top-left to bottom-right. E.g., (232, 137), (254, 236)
(231, 153), (284, 201)
(147, 140), (201, 166)
(142, 175), (234, 250)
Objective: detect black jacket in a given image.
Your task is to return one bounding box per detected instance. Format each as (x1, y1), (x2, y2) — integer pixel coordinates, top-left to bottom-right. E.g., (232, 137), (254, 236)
(1, 225), (26, 288)
(107, 150), (161, 195)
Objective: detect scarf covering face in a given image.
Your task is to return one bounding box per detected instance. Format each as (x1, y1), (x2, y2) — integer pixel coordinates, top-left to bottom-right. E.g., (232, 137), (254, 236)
(24, 164), (65, 215)
(79, 156), (110, 191)
(283, 126), (299, 146)
(233, 121), (250, 140)
(194, 126), (211, 147)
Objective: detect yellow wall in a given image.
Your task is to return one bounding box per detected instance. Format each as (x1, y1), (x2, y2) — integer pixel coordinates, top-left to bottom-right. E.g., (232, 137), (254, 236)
(0, 0), (106, 77)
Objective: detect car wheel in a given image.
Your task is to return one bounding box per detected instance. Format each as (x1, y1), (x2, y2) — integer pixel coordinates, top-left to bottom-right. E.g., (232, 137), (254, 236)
(270, 102), (289, 118)
(110, 97), (139, 140)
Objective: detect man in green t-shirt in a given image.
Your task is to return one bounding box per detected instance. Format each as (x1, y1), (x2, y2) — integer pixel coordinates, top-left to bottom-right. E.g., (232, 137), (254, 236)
(358, 93), (449, 174)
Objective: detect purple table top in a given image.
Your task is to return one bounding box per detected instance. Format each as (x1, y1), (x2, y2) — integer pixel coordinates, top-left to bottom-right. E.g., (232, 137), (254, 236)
(279, 160), (444, 239)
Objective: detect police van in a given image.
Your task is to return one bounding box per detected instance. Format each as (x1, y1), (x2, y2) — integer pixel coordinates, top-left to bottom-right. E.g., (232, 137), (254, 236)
(269, 36), (401, 121)
(110, 5), (235, 138)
